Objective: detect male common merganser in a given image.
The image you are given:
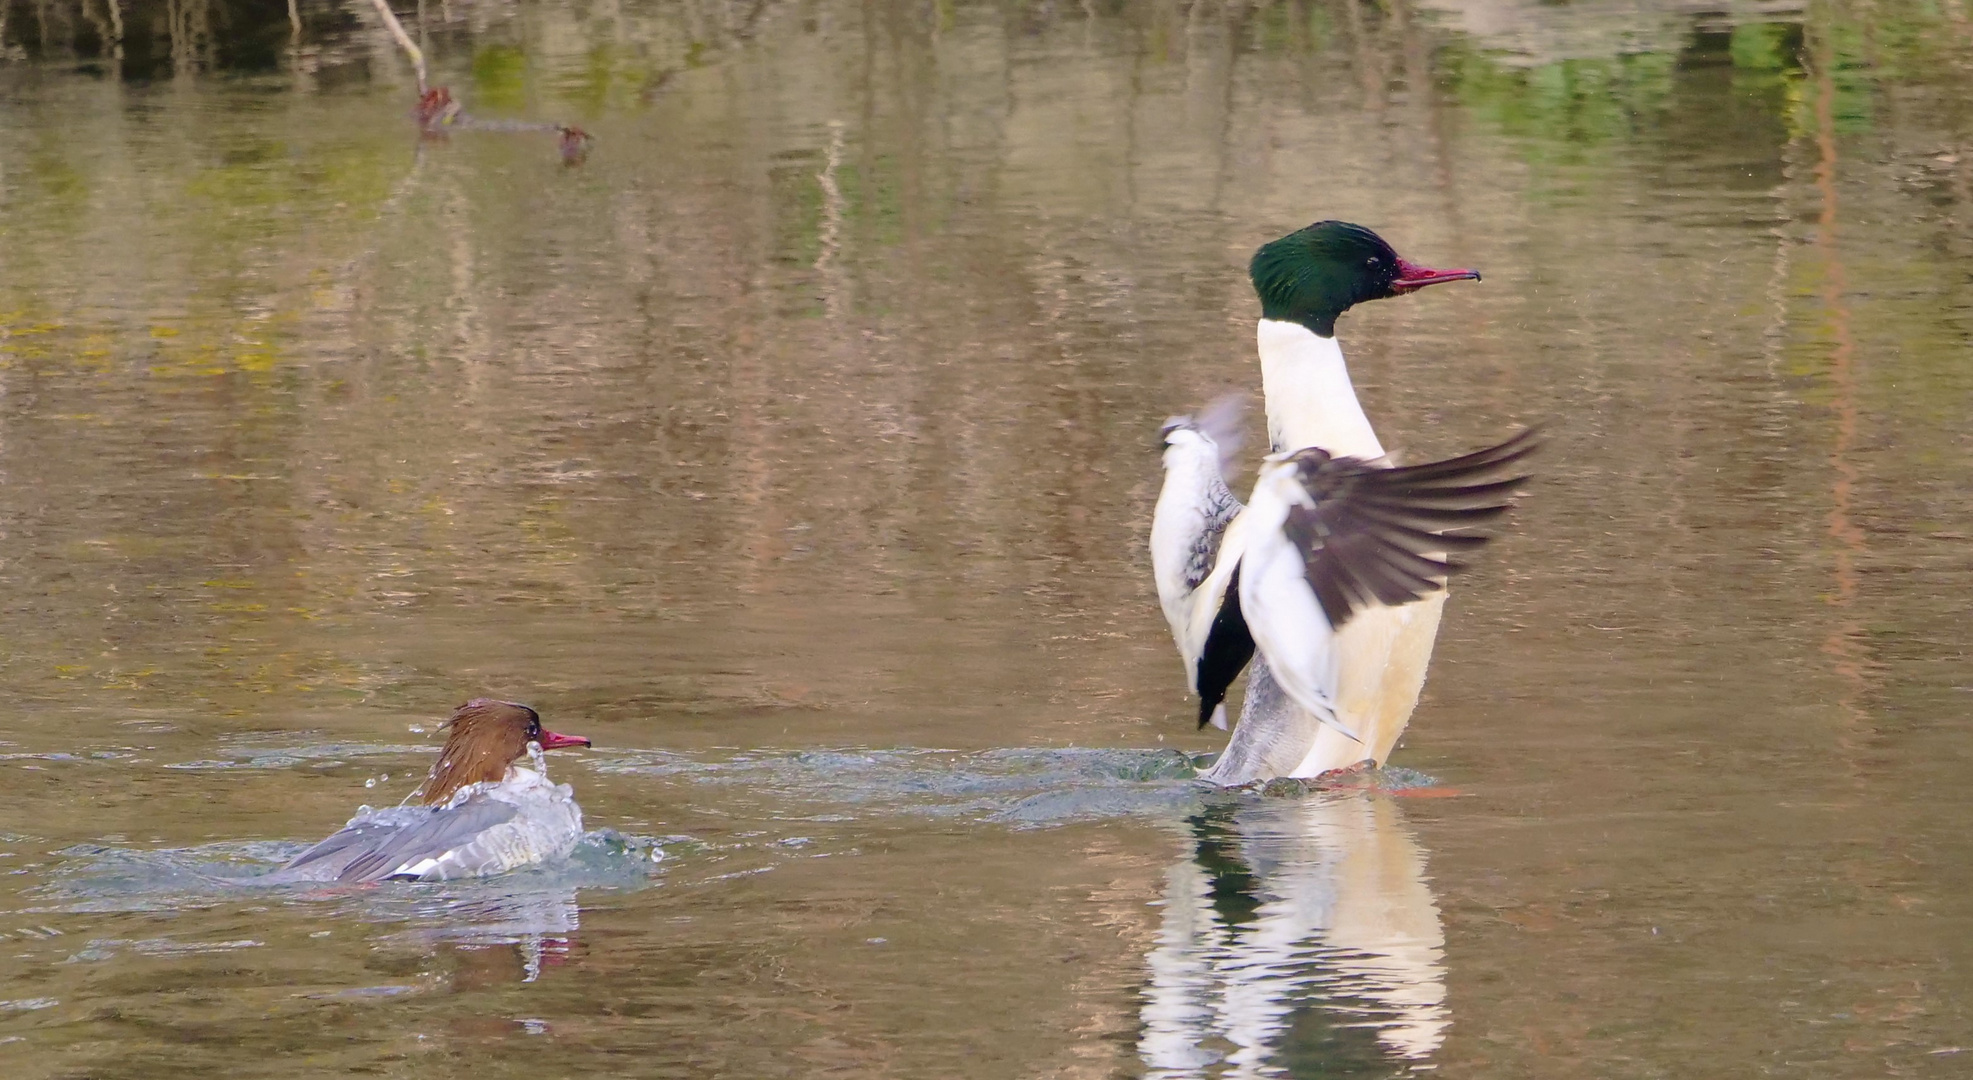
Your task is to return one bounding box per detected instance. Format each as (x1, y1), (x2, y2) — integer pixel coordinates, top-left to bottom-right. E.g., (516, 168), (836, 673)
(272, 699), (591, 883)
(1152, 222), (1532, 784)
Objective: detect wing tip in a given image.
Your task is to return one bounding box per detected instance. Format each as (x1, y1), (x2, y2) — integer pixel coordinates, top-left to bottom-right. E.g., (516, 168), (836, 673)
(1163, 392), (1249, 474)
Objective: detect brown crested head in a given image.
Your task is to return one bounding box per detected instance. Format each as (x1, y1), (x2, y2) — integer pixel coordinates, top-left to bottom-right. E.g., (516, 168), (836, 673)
(415, 699), (591, 806)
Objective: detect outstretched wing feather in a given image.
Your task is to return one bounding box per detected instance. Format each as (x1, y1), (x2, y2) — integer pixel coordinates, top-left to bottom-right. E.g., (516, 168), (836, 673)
(1366, 427), (1542, 481)
(339, 798), (521, 882)
(280, 799), (522, 883)
(1286, 428), (1539, 628)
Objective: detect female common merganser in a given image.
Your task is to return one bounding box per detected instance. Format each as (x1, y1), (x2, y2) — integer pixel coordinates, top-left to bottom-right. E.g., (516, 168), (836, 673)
(1152, 222), (1532, 784)
(272, 699), (591, 884)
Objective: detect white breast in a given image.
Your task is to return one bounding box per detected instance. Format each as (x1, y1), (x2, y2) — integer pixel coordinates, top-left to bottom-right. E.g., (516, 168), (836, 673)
(1252, 318), (1444, 777)
(1256, 320), (1384, 459)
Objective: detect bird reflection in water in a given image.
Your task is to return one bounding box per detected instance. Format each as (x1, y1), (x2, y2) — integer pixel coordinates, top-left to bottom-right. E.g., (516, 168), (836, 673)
(399, 887), (584, 989)
(1139, 793), (1447, 1077)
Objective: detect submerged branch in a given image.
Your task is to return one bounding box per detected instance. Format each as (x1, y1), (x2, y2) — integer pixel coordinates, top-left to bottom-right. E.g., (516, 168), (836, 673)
(365, 0), (427, 93)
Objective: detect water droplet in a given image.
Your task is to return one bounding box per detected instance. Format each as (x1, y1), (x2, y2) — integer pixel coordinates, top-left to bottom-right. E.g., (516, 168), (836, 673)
(364, 778), (377, 788)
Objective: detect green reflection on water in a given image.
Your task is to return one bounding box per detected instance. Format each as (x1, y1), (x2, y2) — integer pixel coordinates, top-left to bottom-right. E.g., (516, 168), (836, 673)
(1445, 48), (1677, 158)
(472, 43), (532, 113)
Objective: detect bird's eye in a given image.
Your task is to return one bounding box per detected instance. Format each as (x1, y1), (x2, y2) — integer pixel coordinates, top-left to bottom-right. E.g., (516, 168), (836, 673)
(1366, 257), (1381, 268)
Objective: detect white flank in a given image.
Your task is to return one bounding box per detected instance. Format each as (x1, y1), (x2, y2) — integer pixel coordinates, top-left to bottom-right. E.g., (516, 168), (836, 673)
(1234, 459), (1361, 745)
(1287, 595), (1445, 776)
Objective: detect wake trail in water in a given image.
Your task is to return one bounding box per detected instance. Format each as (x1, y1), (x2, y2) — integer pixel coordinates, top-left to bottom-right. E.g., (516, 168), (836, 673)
(29, 744), (1439, 933)
(590, 745), (1442, 827)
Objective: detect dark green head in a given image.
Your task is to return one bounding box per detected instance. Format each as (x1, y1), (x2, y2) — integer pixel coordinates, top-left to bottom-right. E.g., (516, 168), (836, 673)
(1249, 221), (1480, 337)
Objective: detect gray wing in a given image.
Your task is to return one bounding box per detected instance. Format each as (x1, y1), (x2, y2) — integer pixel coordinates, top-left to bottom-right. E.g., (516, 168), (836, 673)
(1191, 392), (1247, 479)
(1163, 393), (1249, 592)
(1186, 477), (1243, 592)
(280, 799), (520, 883)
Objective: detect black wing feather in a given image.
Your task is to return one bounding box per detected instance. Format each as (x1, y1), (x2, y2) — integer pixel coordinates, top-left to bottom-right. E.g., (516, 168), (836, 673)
(1194, 567), (1257, 729)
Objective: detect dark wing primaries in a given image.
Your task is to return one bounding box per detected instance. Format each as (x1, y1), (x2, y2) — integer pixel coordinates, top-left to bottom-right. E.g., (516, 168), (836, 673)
(1286, 428), (1539, 629)
(1195, 567), (1256, 729)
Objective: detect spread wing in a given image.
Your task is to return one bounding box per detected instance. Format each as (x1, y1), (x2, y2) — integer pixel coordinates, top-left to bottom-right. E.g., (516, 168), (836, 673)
(1284, 427), (1539, 629)
(1179, 393), (1247, 592)
(1240, 428), (1539, 744)
(280, 798), (520, 883)
(1152, 395), (1252, 730)
(1182, 478), (1243, 595)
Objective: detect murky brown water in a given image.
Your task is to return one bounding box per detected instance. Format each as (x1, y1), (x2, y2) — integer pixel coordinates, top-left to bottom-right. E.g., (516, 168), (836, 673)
(3, 0), (1972, 1076)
